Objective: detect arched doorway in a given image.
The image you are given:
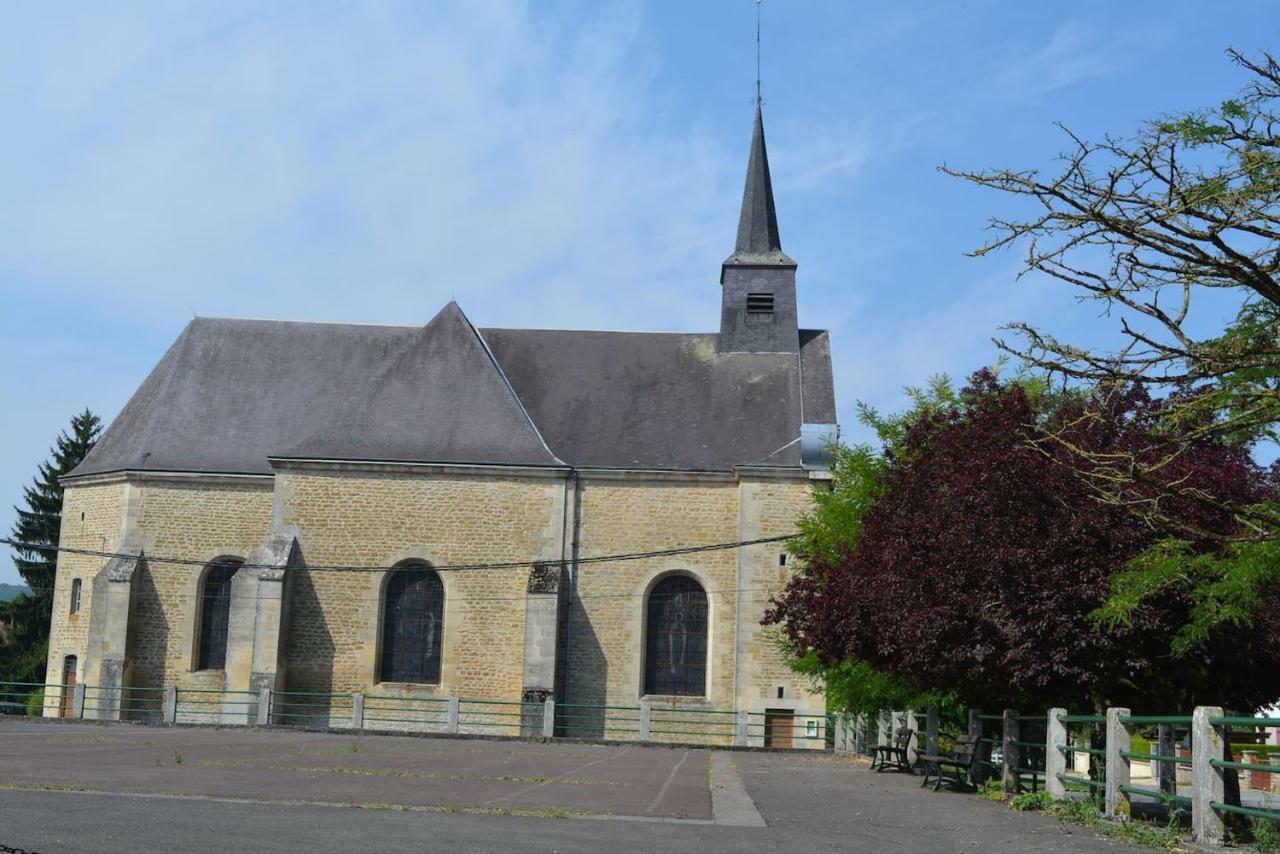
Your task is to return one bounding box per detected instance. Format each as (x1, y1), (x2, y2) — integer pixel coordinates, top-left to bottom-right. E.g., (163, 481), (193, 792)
(60, 655), (78, 718)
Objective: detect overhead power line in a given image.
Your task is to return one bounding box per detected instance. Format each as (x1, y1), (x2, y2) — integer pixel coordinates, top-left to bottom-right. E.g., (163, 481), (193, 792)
(0, 533), (798, 575)
(16, 582), (792, 605)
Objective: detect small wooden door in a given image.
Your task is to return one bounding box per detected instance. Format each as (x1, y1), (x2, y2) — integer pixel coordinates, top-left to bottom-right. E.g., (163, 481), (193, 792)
(60, 655), (77, 718)
(764, 709), (793, 748)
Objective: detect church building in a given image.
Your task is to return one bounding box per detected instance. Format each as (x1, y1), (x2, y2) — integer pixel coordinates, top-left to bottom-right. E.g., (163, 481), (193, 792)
(44, 104), (838, 746)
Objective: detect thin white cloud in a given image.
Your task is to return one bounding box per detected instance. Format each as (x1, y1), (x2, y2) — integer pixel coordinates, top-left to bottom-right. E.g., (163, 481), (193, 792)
(0, 2), (738, 332)
(996, 21), (1122, 97)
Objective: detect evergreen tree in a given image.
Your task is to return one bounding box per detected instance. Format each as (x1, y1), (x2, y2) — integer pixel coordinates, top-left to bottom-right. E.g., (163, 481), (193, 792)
(1, 409), (101, 683)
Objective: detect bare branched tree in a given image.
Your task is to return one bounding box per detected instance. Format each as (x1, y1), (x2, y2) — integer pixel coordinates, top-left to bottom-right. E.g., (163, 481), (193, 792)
(944, 49), (1280, 542)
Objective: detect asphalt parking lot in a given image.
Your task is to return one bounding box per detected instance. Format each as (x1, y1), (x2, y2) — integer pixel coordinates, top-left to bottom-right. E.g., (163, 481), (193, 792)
(0, 719), (1150, 853)
(0, 719), (711, 820)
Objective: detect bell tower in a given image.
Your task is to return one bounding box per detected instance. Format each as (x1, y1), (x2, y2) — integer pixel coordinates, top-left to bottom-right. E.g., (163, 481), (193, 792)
(718, 103), (799, 354)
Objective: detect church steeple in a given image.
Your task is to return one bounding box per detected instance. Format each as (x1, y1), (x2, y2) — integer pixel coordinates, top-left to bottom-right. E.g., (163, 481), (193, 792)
(724, 103), (795, 269)
(718, 103), (799, 355)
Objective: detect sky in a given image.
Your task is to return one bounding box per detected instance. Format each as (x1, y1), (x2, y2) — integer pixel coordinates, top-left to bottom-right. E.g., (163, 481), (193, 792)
(2, 1), (1278, 585)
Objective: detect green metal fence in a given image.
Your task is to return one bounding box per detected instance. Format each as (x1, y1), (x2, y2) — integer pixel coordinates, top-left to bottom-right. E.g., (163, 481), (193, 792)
(0, 679), (836, 751)
(0, 681), (65, 716)
(362, 693), (448, 731)
(458, 698), (532, 736)
(1210, 715), (1280, 828)
(746, 710), (830, 747)
(1010, 714), (1048, 794)
(270, 689), (354, 728)
(1052, 713), (1106, 798)
(174, 687), (260, 724)
(555, 702), (641, 738)
(1115, 714), (1192, 811)
(81, 684), (166, 722)
(654, 707), (736, 744)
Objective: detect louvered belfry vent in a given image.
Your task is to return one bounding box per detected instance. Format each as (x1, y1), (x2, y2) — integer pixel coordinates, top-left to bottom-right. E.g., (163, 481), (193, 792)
(746, 293), (774, 314)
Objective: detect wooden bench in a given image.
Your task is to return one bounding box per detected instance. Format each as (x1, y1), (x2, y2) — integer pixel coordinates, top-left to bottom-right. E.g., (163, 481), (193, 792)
(871, 726), (915, 773)
(919, 734), (979, 791)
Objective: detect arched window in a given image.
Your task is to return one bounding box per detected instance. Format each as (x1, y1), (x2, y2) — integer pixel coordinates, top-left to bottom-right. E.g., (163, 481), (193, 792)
(69, 579), (82, 615)
(644, 574), (708, 696)
(197, 559), (242, 670)
(379, 565), (444, 684)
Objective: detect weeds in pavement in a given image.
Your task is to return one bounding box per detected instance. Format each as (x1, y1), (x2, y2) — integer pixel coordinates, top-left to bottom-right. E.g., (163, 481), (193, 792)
(1003, 792), (1184, 850)
(1252, 816), (1280, 853)
(976, 780), (1003, 801)
(1009, 791), (1053, 812)
(172, 750), (183, 765)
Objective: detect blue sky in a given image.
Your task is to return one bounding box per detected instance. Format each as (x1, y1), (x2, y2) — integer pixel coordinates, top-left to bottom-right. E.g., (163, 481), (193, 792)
(2, 1), (1277, 585)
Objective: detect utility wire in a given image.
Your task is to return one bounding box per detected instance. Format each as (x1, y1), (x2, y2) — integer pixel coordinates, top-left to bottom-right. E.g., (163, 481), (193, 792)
(1, 533), (797, 575)
(16, 583), (791, 605)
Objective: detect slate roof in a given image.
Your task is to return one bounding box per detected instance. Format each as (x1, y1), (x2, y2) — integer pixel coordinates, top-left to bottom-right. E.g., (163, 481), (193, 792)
(69, 306), (836, 478)
(724, 104), (794, 269)
(69, 107), (836, 480)
(280, 303), (562, 467)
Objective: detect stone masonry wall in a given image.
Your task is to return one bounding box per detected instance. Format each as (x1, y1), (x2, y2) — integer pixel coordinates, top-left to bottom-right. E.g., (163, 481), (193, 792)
(735, 478), (823, 709)
(563, 477), (741, 717)
(275, 469), (565, 704)
(126, 480), (274, 691)
(50, 467), (820, 741)
(44, 481), (127, 706)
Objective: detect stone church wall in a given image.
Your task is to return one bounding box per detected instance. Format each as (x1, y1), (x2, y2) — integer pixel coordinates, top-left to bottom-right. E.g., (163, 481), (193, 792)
(734, 477), (825, 714)
(125, 479), (274, 690)
(48, 467), (822, 739)
(44, 481), (128, 703)
(273, 467), (567, 703)
(563, 475), (742, 714)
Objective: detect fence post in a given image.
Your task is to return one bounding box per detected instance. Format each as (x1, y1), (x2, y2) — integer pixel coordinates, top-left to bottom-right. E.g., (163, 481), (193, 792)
(1156, 723), (1175, 797)
(736, 710), (749, 748)
(968, 709), (987, 785)
(256, 688), (271, 727)
(1104, 707), (1131, 819)
(1002, 709), (1021, 798)
(906, 709), (920, 767)
(1192, 706), (1225, 846)
(542, 698), (555, 739)
(72, 683), (86, 719)
(446, 698), (460, 734)
(639, 702), (651, 742)
(926, 707), (939, 758)
(163, 686), (177, 724)
(1046, 708), (1067, 800)
(351, 693), (365, 731)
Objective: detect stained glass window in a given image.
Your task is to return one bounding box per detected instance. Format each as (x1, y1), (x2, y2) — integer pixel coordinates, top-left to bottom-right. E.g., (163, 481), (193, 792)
(379, 566), (444, 684)
(197, 560), (242, 670)
(644, 574), (708, 696)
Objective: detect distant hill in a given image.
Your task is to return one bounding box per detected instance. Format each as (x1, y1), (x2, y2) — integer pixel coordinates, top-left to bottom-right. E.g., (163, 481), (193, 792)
(0, 583), (30, 603)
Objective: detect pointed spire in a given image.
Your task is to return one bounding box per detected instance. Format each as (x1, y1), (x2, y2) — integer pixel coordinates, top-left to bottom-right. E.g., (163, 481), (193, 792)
(724, 103), (794, 268)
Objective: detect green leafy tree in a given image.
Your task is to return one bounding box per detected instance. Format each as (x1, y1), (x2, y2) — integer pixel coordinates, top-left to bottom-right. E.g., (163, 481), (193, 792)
(945, 49), (1280, 645)
(778, 377), (967, 717)
(1, 409), (101, 683)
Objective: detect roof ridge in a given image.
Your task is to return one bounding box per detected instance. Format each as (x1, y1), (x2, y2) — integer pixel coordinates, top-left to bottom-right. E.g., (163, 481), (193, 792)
(193, 315), (418, 329)
(462, 309), (567, 467)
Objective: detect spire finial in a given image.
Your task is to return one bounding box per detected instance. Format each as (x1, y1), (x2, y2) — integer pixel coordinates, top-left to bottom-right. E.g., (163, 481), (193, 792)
(755, 0), (762, 106)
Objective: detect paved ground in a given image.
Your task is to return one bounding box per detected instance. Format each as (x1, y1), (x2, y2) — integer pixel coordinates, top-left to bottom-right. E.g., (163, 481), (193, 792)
(0, 719), (1151, 853)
